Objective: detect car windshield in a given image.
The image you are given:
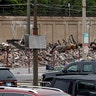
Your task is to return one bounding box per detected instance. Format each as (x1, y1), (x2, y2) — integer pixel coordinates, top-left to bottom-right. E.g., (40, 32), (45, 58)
(54, 66), (64, 71)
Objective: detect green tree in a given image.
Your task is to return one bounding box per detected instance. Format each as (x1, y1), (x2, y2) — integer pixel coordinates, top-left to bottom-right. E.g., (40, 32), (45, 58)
(0, 0), (96, 16)
(0, 0), (18, 4)
(86, 0), (96, 16)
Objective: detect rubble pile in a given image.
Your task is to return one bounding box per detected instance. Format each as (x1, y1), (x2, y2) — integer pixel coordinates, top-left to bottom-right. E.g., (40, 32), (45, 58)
(0, 35), (96, 68)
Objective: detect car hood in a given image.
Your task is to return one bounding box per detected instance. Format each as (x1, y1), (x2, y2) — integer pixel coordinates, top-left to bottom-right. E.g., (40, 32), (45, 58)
(43, 71), (64, 77)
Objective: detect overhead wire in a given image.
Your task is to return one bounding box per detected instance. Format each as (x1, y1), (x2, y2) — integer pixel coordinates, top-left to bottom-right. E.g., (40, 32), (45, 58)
(0, 3), (96, 15)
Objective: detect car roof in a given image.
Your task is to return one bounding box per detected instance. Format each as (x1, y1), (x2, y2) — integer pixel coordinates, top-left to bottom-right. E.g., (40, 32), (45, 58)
(0, 86), (70, 95)
(19, 85), (63, 92)
(64, 60), (96, 67)
(70, 60), (96, 64)
(19, 86), (71, 95)
(54, 74), (96, 81)
(0, 86), (38, 94)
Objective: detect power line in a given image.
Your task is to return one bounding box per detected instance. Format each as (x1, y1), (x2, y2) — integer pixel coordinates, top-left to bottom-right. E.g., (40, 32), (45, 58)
(0, 3), (96, 16)
(0, 3), (27, 6)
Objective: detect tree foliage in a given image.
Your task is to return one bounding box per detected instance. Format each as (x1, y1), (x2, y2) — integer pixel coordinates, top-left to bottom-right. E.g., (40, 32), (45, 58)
(0, 0), (96, 16)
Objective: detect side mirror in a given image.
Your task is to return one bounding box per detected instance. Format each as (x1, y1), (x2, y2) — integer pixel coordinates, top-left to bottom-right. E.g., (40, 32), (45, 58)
(62, 69), (67, 73)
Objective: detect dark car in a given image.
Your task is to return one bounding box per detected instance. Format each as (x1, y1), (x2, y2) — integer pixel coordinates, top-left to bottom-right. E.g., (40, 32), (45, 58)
(48, 74), (96, 96)
(0, 86), (71, 96)
(41, 60), (96, 83)
(0, 67), (17, 87)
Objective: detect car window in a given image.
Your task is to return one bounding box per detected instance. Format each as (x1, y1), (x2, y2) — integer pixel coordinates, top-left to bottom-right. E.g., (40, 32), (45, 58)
(78, 81), (95, 91)
(0, 93), (2, 96)
(0, 93), (31, 96)
(82, 64), (92, 72)
(76, 81), (95, 96)
(0, 70), (16, 80)
(67, 65), (78, 72)
(52, 79), (73, 93)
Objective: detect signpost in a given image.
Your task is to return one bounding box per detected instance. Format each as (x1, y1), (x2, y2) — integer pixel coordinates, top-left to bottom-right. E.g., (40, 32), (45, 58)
(84, 33), (89, 54)
(82, 0), (89, 59)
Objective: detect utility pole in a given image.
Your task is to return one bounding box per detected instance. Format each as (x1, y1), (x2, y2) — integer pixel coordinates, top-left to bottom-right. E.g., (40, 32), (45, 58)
(27, 0), (30, 73)
(27, 0), (30, 34)
(68, 3), (70, 17)
(82, 0), (88, 59)
(33, 0), (38, 86)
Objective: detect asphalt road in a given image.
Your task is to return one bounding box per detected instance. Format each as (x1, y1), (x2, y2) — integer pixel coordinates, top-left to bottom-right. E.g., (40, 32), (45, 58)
(10, 66), (46, 83)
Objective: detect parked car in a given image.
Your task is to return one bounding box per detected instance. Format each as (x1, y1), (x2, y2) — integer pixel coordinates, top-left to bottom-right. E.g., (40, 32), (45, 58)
(47, 74), (96, 96)
(41, 60), (96, 84)
(0, 86), (71, 96)
(0, 67), (17, 87)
